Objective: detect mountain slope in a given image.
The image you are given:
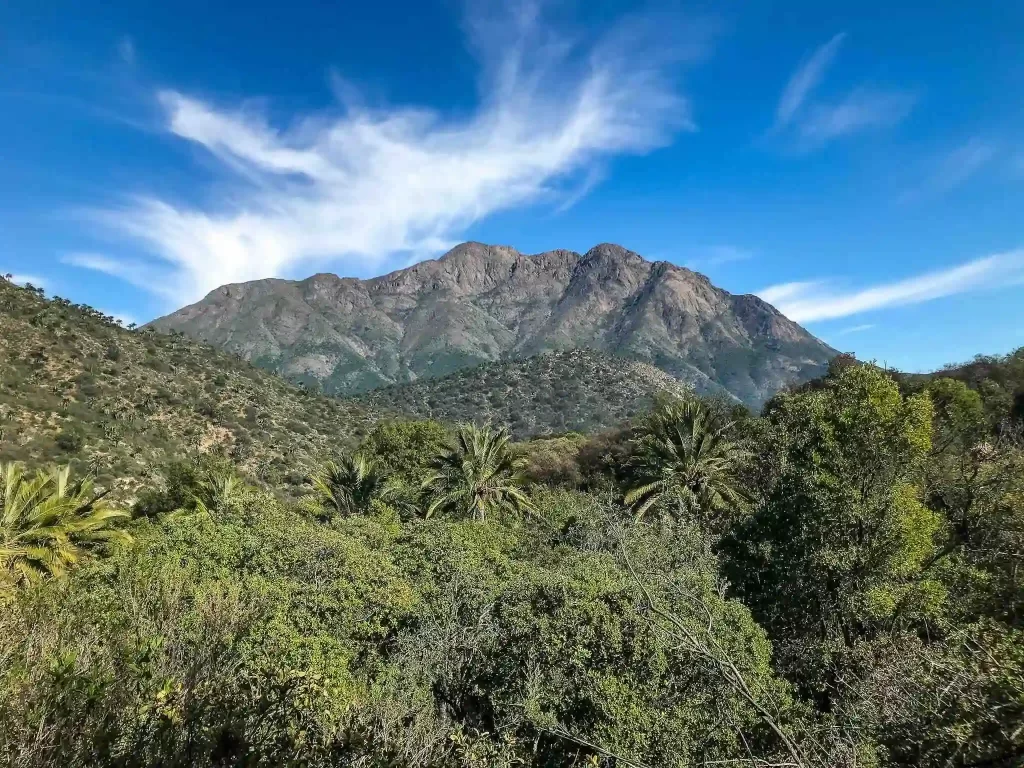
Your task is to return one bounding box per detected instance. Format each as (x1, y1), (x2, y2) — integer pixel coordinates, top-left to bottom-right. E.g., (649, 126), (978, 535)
(0, 279), (374, 497)
(351, 349), (695, 439)
(149, 242), (837, 407)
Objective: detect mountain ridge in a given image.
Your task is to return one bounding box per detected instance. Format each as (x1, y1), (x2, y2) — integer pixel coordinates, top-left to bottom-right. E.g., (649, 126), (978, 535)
(148, 241), (837, 407)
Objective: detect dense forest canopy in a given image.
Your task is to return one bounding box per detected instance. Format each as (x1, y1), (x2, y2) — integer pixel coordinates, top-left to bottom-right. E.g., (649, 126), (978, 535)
(1, 279), (1022, 767)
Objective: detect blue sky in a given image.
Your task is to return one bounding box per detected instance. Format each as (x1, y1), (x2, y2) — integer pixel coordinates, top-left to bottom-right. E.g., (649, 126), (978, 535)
(2, 0), (1023, 371)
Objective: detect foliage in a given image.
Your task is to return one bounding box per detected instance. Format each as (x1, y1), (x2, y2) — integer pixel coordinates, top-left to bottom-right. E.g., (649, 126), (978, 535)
(359, 419), (451, 482)
(726, 365), (941, 694)
(422, 425), (534, 521)
(1, 462), (132, 593)
(352, 350), (694, 439)
(308, 452), (391, 520)
(624, 397), (749, 528)
(1, 276), (1021, 767)
(0, 279), (375, 499)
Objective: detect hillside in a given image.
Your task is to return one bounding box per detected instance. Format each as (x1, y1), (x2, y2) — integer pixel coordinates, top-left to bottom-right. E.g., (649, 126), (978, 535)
(352, 349), (696, 438)
(900, 347), (1024, 425)
(149, 242), (836, 408)
(0, 279), (374, 496)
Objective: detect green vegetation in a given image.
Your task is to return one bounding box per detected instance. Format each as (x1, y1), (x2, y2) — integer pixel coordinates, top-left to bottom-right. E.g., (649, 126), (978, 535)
(422, 425), (534, 521)
(0, 279), (375, 498)
(1, 462), (131, 592)
(308, 452), (391, 519)
(624, 398), (748, 526)
(1, 280), (1022, 766)
(351, 349), (694, 438)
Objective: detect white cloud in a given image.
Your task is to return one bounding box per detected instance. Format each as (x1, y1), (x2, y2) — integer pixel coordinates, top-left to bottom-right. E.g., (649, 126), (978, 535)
(757, 249), (1024, 323)
(775, 33), (845, 129)
(703, 244), (754, 266)
(684, 244), (755, 270)
(902, 138), (998, 200)
(81, 3), (710, 306)
(796, 88), (915, 146)
(773, 34), (913, 148)
(118, 36), (136, 66)
(836, 323), (875, 335)
(62, 252), (174, 299)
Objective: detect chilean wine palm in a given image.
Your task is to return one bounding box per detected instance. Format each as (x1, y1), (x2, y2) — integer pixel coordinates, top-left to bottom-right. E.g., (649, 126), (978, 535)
(310, 452), (389, 518)
(1, 462), (132, 591)
(422, 424), (533, 521)
(187, 470), (246, 518)
(625, 399), (748, 525)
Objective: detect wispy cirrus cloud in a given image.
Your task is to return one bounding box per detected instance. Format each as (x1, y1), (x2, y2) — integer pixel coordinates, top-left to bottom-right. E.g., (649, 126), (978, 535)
(775, 32), (845, 129)
(796, 88), (915, 145)
(62, 252), (172, 298)
(684, 244), (755, 271)
(77, 3), (713, 306)
(773, 34), (913, 149)
(836, 323), (875, 335)
(117, 36), (136, 66)
(901, 138), (1000, 201)
(757, 249), (1024, 322)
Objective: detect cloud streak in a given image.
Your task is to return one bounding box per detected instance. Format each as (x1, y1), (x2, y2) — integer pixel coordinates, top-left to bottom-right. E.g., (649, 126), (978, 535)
(902, 138), (999, 201)
(836, 323), (875, 335)
(775, 32), (845, 129)
(684, 244), (754, 271)
(796, 88), (915, 145)
(81, 4), (710, 305)
(773, 33), (913, 148)
(758, 249), (1024, 322)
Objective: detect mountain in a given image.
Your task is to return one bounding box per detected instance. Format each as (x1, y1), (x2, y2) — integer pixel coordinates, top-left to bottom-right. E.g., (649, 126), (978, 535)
(351, 349), (696, 439)
(0, 279), (373, 497)
(148, 242), (837, 407)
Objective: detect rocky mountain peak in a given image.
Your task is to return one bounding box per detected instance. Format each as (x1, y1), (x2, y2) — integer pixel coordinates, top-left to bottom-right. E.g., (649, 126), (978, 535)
(147, 241), (837, 407)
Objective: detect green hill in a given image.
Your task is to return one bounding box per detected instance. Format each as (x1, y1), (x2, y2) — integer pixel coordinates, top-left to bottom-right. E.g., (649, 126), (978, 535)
(349, 349), (695, 438)
(0, 279), (374, 497)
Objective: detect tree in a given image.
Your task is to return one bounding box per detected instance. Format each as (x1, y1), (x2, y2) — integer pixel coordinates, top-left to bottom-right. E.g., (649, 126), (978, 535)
(309, 452), (389, 519)
(188, 469), (245, 518)
(924, 378), (1024, 626)
(360, 419), (450, 481)
(624, 398), (748, 527)
(0, 463), (132, 591)
(726, 364), (942, 698)
(422, 425), (533, 521)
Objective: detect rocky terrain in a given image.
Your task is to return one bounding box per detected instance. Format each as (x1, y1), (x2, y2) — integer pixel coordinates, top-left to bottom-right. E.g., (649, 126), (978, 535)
(149, 242), (837, 407)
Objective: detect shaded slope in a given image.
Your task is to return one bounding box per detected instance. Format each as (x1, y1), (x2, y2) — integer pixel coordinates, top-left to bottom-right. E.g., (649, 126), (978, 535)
(350, 349), (695, 439)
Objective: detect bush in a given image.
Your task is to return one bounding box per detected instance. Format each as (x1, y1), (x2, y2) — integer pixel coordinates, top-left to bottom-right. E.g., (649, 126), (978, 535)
(54, 427), (84, 452)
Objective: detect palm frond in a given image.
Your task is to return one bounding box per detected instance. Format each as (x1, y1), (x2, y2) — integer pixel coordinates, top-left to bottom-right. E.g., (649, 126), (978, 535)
(0, 461), (133, 591)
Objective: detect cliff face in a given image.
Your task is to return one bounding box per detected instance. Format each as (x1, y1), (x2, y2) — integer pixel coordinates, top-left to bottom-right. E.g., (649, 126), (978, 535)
(148, 242), (836, 407)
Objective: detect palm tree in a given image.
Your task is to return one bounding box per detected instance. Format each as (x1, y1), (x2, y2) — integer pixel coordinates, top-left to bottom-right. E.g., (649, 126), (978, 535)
(624, 399), (748, 525)
(422, 425), (533, 521)
(191, 470), (245, 517)
(1, 463), (132, 591)
(309, 452), (388, 518)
